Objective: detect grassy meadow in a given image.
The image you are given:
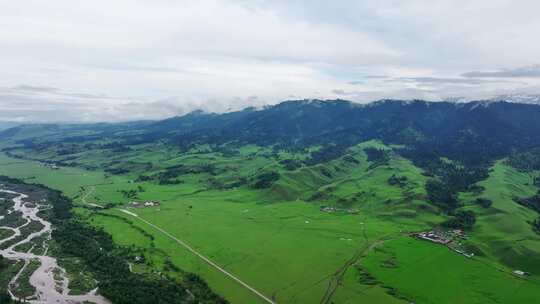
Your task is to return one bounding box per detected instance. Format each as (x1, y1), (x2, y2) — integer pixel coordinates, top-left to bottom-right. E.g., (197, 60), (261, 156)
(357, 237), (540, 304)
(0, 141), (539, 303)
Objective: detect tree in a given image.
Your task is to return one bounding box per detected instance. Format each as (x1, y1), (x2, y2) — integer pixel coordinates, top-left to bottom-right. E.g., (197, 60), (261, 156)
(474, 198), (493, 208)
(253, 171), (280, 189)
(442, 210), (476, 230)
(532, 217), (540, 235)
(426, 179), (459, 211)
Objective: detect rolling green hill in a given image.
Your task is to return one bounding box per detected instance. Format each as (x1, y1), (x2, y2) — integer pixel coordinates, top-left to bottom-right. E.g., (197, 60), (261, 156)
(0, 99), (539, 303)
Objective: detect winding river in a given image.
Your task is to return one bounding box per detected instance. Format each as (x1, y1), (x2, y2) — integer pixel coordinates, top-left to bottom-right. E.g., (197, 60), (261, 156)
(0, 190), (110, 304)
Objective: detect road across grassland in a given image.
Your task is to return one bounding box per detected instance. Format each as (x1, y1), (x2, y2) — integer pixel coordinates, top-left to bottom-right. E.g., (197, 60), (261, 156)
(118, 209), (276, 304)
(80, 186), (107, 209)
(80, 186), (94, 204)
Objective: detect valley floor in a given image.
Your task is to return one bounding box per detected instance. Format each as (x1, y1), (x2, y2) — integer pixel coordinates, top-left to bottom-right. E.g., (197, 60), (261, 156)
(0, 144), (539, 303)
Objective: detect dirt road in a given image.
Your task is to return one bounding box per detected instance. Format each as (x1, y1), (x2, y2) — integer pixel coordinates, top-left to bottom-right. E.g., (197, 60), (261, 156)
(118, 209), (276, 304)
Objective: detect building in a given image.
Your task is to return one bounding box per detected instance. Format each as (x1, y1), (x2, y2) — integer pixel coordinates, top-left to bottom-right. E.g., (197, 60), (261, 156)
(415, 231), (452, 245)
(513, 270), (530, 276)
(144, 201), (160, 207)
(320, 206), (336, 213)
(130, 201), (161, 208)
(130, 201), (143, 208)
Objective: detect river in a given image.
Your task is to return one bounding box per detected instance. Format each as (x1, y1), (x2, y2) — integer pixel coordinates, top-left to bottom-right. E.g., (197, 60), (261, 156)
(0, 189), (110, 304)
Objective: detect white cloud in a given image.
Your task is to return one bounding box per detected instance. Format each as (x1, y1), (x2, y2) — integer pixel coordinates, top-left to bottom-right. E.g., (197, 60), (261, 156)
(462, 65), (540, 78)
(1, 0), (540, 121)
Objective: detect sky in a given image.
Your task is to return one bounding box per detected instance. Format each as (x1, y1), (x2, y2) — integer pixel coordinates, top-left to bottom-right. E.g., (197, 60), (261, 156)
(2, 0), (540, 122)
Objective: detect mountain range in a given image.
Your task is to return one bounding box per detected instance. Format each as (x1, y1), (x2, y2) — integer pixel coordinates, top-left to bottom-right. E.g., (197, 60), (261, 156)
(3, 99), (540, 168)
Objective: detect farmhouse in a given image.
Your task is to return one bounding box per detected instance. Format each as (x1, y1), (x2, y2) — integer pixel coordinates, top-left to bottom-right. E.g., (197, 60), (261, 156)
(130, 201), (161, 208)
(320, 206), (336, 213)
(41, 162), (59, 170)
(144, 201), (161, 207)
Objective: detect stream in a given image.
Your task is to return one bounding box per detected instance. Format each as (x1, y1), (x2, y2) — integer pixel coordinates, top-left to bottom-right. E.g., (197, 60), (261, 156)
(0, 189), (110, 304)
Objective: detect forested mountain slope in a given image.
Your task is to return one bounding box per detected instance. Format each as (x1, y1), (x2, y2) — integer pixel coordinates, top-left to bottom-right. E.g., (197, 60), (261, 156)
(4, 99), (540, 166)
(1, 99), (540, 304)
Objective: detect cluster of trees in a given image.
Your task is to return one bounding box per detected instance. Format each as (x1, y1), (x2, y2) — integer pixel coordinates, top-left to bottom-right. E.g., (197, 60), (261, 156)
(105, 168), (130, 175)
(279, 159), (302, 171)
(319, 167), (333, 178)
(423, 160), (489, 212)
(207, 177), (247, 190)
(120, 189), (138, 199)
(100, 142), (132, 153)
(514, 191), (540, 234)
(212, 145), (240, 157)
(137, 164), (218, 185)
(442, 210), (477, 230)
(253, 171), (280, 189)
(514, 193), (540, 213)
(364, 148), (389, 166)
(342, 155), (360, 164)
(388, 174), (408, 188)
(363, 147), (391, 170)
(0, 293), (17, 303)
(306, 143), (350, 165)
(0, 256), (21, 303)
(158, 179), (184, 185)
(424, 161), (489, 191)
(426, 180), (459, 212)
(533, 217), (540, 235)
(104, 161), (152, 176)
(506, 148), (540, 172)
(474, 198), (493, 208)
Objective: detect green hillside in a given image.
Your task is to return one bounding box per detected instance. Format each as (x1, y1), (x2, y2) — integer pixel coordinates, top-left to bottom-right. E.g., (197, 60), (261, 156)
(1, 134), (539, 303)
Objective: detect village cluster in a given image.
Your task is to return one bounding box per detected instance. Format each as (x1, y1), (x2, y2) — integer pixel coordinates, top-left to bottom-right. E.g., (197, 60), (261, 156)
(40, 162), (59, 170)
(129, 200), (161, 208)
(412, 230), (474, 258)
(412, 230), (532, 277)
(320, 206), (359, 214)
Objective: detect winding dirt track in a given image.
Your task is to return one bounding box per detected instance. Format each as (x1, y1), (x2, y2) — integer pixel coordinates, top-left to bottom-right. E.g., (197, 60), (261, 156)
(0, 189), (110, 304)
(118, 209), (277, 304)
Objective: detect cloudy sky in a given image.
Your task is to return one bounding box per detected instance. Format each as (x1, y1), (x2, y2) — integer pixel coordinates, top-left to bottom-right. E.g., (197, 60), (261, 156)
(2, 0), (540, 122)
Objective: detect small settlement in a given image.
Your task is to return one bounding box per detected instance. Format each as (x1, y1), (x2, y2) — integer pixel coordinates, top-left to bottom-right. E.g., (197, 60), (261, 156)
(320, 206), (359, 214)
(130, 201), (161, 208)
(412, 229), (474, 258)
(41, 162), (59, 170)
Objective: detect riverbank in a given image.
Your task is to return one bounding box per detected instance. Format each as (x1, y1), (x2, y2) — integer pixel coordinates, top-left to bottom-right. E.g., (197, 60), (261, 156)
(0, 189), (110, 303)
(0, 176), (227, 304)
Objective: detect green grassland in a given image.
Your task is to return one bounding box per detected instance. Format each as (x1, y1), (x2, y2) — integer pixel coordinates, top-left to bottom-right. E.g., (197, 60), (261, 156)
(356, 237), (540, 304)
(460, 161), (540, 276)
(0, 140), (539, 303)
